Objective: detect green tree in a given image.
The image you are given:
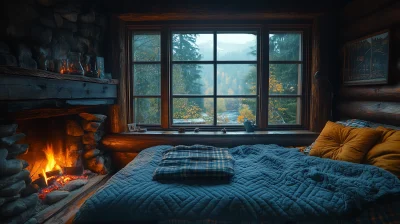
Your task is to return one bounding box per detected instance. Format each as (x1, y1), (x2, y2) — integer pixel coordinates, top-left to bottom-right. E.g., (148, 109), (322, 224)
(172, 34), (206, 122)
(133, 34), (161, 124)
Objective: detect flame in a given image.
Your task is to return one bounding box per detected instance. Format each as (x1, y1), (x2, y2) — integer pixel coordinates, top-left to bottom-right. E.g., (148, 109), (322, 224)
(42, 144), (62, 186)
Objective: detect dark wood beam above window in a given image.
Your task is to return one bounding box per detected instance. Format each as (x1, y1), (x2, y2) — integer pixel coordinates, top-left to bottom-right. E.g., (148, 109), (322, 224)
(118, 12), (321, 22)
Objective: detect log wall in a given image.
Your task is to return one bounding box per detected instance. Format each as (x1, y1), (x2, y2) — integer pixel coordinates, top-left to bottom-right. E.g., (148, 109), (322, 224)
(336, 0), (400, 126)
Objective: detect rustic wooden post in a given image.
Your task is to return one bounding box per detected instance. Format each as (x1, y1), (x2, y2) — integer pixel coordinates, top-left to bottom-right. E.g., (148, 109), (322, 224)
(111, 15), (128, 133)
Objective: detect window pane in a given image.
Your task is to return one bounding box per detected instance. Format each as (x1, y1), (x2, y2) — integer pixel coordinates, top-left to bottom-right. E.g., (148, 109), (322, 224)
(133, 33), (160, 62)
(217, 64), (257, 95)
(217, 33), (257, 61)
(172, 33), (213, 61)
(217, 98), (257, 125)
(172, 98), (214, 125)
(268, 98), (300, 125)
(133, 64), (160, 96)
(134, 98), (161, 124)
(269, 33), (302, 61)
(269, 64), (301, 95)
(172, 64), (214, 95)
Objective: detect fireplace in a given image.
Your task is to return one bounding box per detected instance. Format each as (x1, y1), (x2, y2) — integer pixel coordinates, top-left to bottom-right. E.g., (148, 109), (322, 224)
(1, 112), (112, 224)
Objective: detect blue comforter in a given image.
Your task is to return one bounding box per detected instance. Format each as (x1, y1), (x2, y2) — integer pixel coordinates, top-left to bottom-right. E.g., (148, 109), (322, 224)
(74, 145), (400, 223)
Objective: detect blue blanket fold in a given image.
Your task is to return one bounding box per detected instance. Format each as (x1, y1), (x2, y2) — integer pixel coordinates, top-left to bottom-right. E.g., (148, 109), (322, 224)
(153, 145), (235, 180)
(74, 144), (400, 223)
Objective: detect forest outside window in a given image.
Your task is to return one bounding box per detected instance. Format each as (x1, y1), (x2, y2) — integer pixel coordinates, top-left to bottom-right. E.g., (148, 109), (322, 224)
(130, 25), (307, 130)
(171, 32), (258, 126)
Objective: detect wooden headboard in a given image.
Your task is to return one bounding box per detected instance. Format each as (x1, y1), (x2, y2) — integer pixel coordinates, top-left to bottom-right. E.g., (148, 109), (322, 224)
(336, 0), (400, 126)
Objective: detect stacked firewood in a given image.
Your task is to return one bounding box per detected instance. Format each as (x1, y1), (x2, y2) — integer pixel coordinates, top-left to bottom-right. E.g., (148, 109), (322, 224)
(0, 124), (39, 224)
(79, 113), (112, 175)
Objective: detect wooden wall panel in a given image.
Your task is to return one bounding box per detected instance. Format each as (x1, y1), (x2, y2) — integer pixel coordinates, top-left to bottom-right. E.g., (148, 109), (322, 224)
(337, 101), (400, 126)
(111, 16), (128, 133)
(336, 0), (400, 126)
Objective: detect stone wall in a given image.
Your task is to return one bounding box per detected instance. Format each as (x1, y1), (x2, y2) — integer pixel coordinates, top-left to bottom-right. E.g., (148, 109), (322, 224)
(0, 0), (108, 70)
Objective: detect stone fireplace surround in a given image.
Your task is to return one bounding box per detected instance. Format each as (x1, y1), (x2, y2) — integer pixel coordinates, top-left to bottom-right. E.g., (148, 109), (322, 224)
(0, 112), (112, 224)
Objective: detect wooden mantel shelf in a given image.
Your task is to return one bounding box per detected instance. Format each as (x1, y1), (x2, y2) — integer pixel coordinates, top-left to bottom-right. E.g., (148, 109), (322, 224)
(0, 66), (118, 84)
(0, 66), (118, 113)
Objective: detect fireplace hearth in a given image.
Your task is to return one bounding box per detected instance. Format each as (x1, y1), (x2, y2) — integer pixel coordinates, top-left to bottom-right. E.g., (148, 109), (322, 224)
(0, 112), (112, 224)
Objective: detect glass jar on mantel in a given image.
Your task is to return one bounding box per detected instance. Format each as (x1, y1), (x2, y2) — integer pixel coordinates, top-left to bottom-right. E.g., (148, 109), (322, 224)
(67, 52), (84, 75)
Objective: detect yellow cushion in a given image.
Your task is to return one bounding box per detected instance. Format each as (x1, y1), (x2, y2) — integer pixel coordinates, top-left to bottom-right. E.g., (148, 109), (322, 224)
(309, 121), (382, 163)
(365, 126), (400, 177)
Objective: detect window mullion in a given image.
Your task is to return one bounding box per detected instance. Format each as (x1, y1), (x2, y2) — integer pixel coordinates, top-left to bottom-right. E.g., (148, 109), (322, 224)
(161, 27), (169, 129)
(213, 31), (217, 126)
(260, 26), (269, 129)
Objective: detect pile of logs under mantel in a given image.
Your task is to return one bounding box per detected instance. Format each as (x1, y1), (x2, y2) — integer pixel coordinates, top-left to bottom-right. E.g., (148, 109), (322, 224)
(67, 113), (111, 174)
(0, 124), (39, 224)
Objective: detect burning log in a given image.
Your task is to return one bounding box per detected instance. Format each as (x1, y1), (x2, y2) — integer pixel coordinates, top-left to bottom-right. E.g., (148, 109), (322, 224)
(0, 124), (18, 137)
(0, 159), (23, 177)
(32, 176), (47, 189)
(79, 113), (107, 122)
(45, 170), (61, 178)
(6, 144), (29, 159)
(0, 133), (26, 147)
(0, 193), (38, 217)
(0, 169), (30, 189)
(63, 166), (84, 176)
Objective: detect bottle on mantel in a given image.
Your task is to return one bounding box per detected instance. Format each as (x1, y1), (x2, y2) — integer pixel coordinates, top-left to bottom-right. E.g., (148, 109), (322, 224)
(67, 52), (84, 75)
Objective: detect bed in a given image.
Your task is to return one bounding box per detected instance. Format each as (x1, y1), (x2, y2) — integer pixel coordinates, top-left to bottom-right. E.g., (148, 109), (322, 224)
(74, 144), (400, 223)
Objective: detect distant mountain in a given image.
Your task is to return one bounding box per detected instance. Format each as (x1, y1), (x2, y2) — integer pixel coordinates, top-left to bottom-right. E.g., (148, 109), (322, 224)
(197, 41), (255, 61)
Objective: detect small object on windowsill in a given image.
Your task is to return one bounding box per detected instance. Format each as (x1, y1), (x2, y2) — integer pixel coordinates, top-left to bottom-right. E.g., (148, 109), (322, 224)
(194, 128), (200, 133)
(221, 128), (227, 134)
(178, 128), (185, 133)
(136, 127), (147, 132)
(243, 118), (255, 132)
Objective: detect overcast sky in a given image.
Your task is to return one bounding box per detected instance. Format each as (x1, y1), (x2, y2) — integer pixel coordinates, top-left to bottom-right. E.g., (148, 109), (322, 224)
(196, 33), (256, 45)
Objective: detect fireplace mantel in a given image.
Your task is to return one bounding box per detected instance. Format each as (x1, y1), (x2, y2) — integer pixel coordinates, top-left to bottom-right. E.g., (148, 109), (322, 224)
(0, 66), (118, 116)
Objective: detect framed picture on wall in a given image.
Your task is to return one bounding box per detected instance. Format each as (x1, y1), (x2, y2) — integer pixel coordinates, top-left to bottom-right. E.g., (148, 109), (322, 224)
(343, 30), (390, 86)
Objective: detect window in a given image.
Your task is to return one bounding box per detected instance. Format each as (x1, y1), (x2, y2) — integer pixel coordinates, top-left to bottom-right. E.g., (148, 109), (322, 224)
(171, 32), (258, 126)
(268, 32), (303, 125)
(132, 32), (161, 125)
(129, 24), (309, 130)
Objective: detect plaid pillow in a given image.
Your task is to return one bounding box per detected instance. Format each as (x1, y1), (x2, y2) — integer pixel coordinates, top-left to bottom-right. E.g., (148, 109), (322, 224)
(153, 145), (235, 180)
(303, 119), (371, 155)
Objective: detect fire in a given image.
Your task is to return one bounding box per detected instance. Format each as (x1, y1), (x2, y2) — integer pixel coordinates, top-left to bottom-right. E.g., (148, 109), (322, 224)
(42, 144), (62, 185)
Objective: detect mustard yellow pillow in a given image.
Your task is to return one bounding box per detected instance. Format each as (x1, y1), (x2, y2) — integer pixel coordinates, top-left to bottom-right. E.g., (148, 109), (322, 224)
(365, 126), (400, 177)
(309, 121), (382, 163)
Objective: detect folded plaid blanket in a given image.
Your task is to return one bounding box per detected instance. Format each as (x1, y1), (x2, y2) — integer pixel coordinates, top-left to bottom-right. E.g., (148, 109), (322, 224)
(153, 145), (235, 180)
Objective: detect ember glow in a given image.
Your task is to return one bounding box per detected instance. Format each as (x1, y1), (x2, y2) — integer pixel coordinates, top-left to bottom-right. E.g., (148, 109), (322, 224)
(38, 174), (88, 200)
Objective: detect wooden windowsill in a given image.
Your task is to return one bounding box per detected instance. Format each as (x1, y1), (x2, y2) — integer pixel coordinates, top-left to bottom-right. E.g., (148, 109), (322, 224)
(102, 131), (319, 154)
(120, 130), (318, 136)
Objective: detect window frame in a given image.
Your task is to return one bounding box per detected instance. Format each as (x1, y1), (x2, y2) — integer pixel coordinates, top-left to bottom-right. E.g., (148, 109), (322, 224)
(126, 22), (311, 131)
(169, 28), (261, 127)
